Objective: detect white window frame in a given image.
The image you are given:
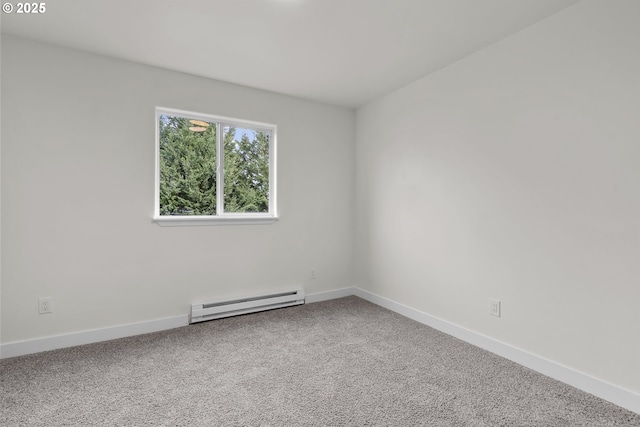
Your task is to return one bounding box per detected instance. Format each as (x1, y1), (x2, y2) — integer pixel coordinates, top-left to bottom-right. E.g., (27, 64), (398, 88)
(153, 107), (277, 226)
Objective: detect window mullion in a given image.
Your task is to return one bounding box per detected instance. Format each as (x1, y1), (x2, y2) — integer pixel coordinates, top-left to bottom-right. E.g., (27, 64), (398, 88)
(216, 122), (224, 216)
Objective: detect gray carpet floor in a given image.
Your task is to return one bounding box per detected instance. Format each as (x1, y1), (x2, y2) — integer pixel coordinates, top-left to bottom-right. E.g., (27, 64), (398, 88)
(1, 296), (639, 426)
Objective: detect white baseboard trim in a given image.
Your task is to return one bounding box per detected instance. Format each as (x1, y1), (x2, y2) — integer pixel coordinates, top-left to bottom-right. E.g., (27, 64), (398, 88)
(353, 287), (640, 415)
(306, 287), (355, 304)
(0, 314), (189, 359)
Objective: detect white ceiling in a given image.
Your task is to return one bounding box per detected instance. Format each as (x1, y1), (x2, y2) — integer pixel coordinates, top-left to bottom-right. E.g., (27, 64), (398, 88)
(1, 0), (581, 108)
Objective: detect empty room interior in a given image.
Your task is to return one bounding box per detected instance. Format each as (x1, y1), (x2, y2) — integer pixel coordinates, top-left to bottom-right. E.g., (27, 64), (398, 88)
(1, 0), (639, 425)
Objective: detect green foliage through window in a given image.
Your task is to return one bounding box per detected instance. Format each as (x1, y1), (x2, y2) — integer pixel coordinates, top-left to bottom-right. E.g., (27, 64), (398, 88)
(223, 126), (270, 213)
(158, 111), (272, 216)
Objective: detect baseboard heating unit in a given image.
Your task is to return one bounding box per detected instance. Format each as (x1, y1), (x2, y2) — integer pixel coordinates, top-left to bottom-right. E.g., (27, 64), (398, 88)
(190, 289), (305, 324)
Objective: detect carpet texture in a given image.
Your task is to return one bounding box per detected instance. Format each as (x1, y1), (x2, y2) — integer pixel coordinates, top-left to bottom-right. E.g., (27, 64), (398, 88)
(1, 296), (638, 426)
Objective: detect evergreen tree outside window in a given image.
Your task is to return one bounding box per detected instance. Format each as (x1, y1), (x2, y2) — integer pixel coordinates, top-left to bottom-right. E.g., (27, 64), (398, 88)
(154, 107), (277, 226)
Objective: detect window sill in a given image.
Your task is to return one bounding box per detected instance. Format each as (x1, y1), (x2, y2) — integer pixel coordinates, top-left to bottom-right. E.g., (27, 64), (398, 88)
(153, 215), (279, 227)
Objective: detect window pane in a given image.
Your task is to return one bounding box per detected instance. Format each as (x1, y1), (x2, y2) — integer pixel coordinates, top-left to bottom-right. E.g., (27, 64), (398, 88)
(159, 114), (217, 215)
(223, 126), (270, 213)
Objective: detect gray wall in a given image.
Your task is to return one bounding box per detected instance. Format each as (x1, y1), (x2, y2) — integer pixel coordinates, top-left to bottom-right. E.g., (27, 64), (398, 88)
(355, 0), (640, 393)
(1, 36), (355, 343)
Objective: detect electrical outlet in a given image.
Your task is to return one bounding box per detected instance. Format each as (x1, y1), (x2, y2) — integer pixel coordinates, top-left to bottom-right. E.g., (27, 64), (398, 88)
(489, 299), (501, 317)
(310, 269), (317, 279)
(38, 297), (53, 314)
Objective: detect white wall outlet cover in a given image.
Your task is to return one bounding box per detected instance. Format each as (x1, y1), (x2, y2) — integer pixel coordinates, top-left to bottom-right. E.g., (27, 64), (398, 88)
(38, 297), (53, 314)
(489, 299), (501, 317)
